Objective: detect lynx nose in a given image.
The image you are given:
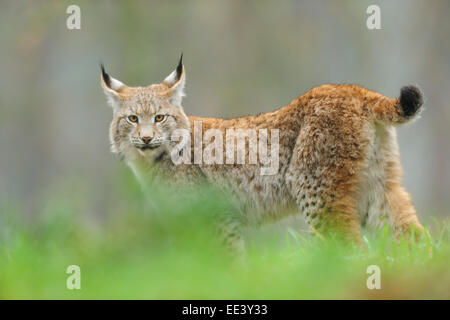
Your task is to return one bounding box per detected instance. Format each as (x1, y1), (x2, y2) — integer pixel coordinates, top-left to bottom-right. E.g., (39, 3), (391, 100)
(141, 136), (152, 144)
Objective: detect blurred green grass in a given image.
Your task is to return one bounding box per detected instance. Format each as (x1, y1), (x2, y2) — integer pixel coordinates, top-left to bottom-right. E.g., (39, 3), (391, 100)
(0, 169), (449, 299)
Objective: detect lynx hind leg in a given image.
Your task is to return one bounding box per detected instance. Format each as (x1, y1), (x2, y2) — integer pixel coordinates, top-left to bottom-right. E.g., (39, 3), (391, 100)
(365, 131), (424, 240)
(384, 185), (424, 238)
(294, 178), (364, 245)
(286, 121), (369, 245)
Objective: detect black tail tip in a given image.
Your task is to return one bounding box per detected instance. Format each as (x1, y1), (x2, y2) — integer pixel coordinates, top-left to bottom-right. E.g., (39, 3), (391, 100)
(400, 85), (423, 118)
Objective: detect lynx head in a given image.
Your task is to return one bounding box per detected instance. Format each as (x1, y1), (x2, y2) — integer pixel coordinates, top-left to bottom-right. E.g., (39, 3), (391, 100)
(101, 55), (190, 159)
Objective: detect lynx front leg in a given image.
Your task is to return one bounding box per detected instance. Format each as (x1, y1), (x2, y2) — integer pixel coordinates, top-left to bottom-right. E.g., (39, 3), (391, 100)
(216, 215), (245, 256)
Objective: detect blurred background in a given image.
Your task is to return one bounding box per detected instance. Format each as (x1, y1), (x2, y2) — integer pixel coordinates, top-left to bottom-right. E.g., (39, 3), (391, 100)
(1, 0), (449, 224)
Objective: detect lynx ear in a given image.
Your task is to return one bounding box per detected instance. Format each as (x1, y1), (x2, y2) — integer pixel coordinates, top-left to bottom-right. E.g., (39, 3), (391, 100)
(162, 54), (186, 108)
(100, 64), (127, 111)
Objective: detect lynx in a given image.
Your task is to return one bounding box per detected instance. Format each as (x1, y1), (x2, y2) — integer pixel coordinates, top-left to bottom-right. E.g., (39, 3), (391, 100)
(101, 55), (424, 250)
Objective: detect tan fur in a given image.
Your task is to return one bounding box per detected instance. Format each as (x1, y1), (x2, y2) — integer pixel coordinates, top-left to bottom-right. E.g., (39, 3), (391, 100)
(101, 62), (423, 248)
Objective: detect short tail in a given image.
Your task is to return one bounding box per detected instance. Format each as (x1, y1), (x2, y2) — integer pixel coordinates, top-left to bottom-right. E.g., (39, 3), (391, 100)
(371, 85), (423, 125)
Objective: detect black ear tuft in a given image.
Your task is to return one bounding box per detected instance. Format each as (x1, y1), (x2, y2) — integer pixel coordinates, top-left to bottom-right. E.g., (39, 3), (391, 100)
(176, 53), (183, 80)
(100, 63), (111, 88)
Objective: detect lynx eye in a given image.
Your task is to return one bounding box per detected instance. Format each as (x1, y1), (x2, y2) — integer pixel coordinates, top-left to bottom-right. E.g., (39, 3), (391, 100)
(127, 115), (138, 123)
(154, 115), (165, 123)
